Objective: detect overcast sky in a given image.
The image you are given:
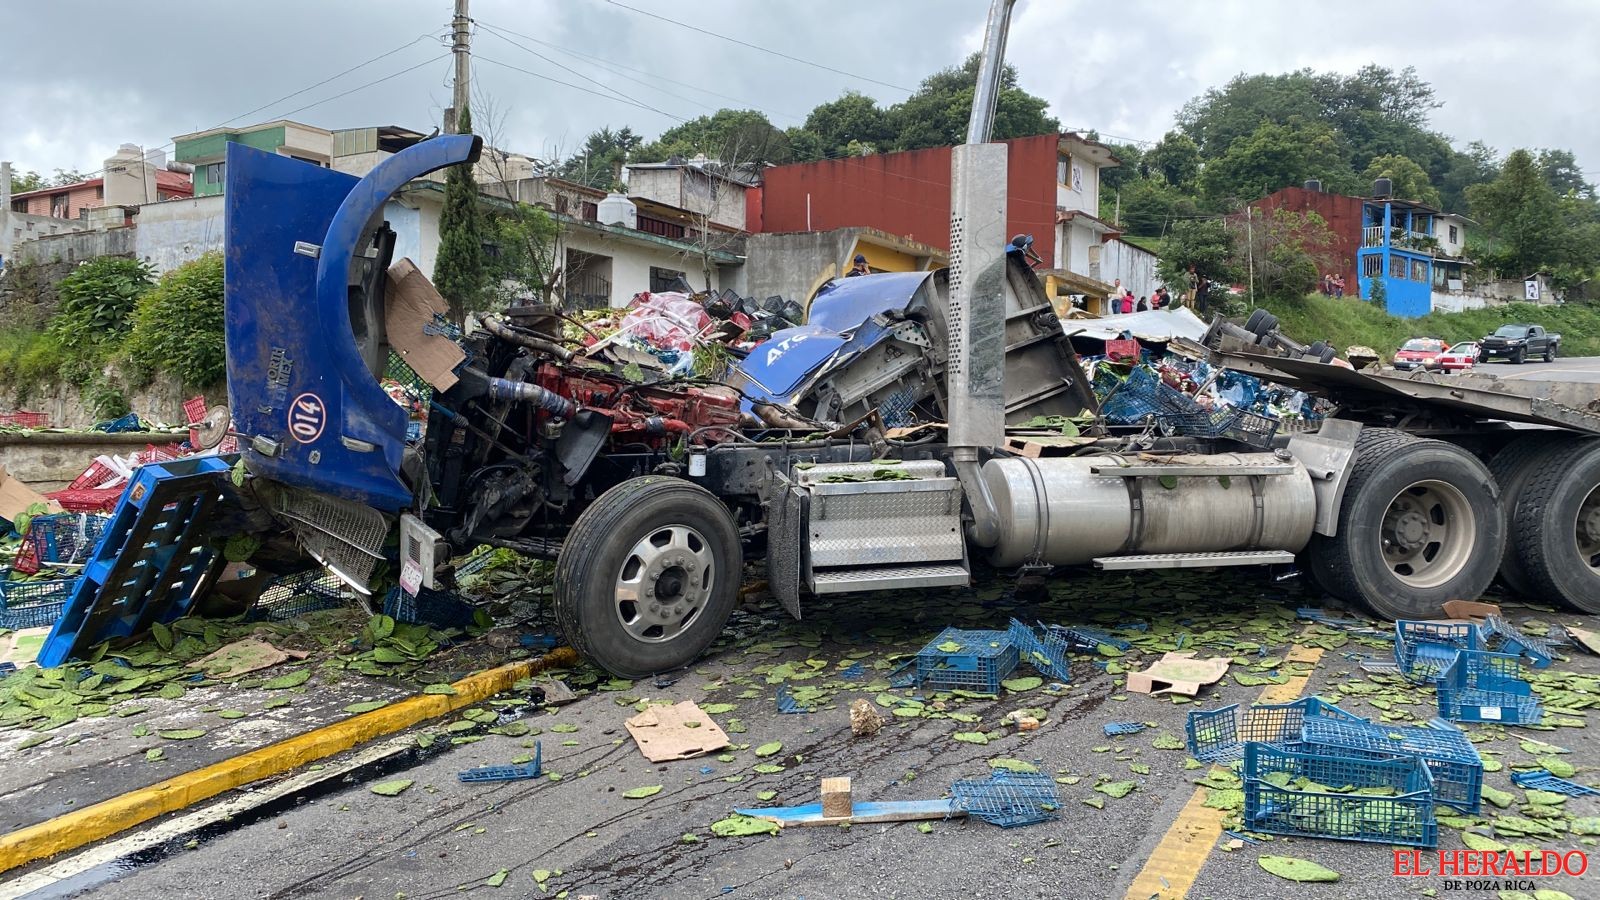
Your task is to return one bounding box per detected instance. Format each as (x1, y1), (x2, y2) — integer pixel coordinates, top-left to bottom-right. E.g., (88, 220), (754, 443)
(4, 0), (1597, 182)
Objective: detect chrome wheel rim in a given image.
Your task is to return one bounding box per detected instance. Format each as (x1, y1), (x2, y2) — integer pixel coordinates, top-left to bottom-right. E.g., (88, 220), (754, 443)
(1576, 485), (1600, 573)
(614, 525), (714, 642)
(1380, 480), (1474, 589)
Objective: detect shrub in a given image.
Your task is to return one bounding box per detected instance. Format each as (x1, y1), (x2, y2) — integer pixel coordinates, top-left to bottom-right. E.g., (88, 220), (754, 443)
(48, 256), (153, 353)
(127, 252), (226, 387)
(0, 328), (68, 399)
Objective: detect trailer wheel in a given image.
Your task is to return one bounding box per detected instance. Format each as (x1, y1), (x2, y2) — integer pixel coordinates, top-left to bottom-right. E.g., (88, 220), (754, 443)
(1488, 433), (1576, 597)
(1307, 428), (1504, 619)
(1509, 438), (1600, 614)
(1245, 309), (1277, 338)
(554, 477), (741, 678)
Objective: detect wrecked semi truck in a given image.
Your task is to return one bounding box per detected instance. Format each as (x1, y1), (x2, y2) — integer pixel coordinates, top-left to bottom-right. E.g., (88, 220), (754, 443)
(40, 3), (1600, 679)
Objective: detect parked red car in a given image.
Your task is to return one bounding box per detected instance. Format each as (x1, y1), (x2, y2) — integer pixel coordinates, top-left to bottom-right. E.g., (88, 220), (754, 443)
(1437, 341), (1481, 372)
(1392, 338), (1447, 372)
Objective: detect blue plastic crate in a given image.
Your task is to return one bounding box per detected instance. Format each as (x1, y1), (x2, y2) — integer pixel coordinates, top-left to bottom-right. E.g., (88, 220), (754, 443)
(1006, 619), (1071, 682)
(1510, 769), (1600, 798)
(1478, 616), (1554, 669)
(950, 771), (1060, 828)
(384, 585), (478, 629)
(1186, 697), (1361, 764)
(1104, 722), (1147, 736)
(0, 573), (77, 629)
(1300, 715), (1483, 813)
(459, 742), (541, 782)
(1243, 742), (1438, 848)
(1394, 620), (1480, 683)
(1436, 650), (1542, 726)
(913, 628), (1019, 694)
(1048, 626), (1130, 653)
(248, 568), (349, 621)
(24, 513), (110, 568)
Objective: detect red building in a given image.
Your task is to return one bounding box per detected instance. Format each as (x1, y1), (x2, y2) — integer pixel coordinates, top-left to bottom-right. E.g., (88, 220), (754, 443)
(751, 133), (1117, 272)
(9, 169), (193, 220)
(1249, 185), (1365, 289)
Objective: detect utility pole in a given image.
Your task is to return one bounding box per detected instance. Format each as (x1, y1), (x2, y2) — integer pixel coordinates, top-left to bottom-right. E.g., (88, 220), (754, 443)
(446, 0), (471, 134)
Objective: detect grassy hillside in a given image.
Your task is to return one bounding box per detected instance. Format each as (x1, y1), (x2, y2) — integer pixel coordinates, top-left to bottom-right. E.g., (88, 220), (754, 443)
(1251, 294), (1600, 358)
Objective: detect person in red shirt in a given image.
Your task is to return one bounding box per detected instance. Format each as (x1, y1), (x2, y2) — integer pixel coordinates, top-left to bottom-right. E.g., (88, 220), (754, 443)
(1120, 290), (1135, 314)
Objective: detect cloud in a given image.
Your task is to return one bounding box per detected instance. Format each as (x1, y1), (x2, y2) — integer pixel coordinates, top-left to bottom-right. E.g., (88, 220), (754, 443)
(1, 0), (1594, 179)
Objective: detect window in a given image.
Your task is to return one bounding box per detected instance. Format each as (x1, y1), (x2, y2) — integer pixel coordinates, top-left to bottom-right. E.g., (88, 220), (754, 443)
(1058, 157), (1068, 184)
(1389, 255), (1408, 279)
(649, 266), (688, 293)
(204, 162), (226, 185)
(1362, 255), (1382, 277)
(1448, 225), (1459, 244)
(1412, 259), (1428, 282)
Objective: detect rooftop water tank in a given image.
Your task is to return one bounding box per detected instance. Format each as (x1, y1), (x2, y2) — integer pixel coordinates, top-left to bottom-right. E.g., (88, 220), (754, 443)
(597, 193), (636, 229)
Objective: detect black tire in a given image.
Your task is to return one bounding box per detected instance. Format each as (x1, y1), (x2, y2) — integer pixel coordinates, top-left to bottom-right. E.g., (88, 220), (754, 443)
(554, 477), (742, 678)
(1545, 343), (1556, 362)
(1512, 347), (1526, 364)
(1245, 309), (1277, 338)
(1488, 433), (1577, 597)
(1510, 438), (1600, 613)
(1306, 428), (1504, 620)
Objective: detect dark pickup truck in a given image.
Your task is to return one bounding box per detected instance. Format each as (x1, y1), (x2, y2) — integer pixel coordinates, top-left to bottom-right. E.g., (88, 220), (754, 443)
(1479, 323), (1560, 363)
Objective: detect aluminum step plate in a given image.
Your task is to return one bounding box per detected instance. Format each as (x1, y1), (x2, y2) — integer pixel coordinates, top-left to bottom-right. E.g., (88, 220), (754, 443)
(810, 563), (971, 594)
(1092, 551), (1296, 571)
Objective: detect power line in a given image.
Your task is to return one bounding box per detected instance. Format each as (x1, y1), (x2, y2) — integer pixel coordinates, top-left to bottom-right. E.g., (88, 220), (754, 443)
(476, 56), (687, 121)
(602, 0), (913, 94)
(474, 25), (686, 121)
(476, 19), (805, 122)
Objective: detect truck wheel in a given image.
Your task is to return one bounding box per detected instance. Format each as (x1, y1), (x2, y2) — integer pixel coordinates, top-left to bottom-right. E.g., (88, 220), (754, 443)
(554, 477), (741, 678)
(1245, 309), (1277, 338)
(1509, 438), (1600, 613)
(1307, 429), (1504, 620)
(1545, 343), (1556, 362)
(1512, 347), (1526, 364)
(1489, 433), (1576, 597)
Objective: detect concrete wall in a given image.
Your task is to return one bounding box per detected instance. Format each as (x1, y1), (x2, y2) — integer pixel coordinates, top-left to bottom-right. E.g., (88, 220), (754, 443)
(1102, 238), (1160, 301)
(559, 225), (736, 304)
(626, 167), (747, 231)
(0, 431), (172, 490)
(743, 230), (857, 304)
(1, 210), (92, 268)
(14, 227), (137, 265)
(0, 371), (197, 432)
(134, 195), (225, 273)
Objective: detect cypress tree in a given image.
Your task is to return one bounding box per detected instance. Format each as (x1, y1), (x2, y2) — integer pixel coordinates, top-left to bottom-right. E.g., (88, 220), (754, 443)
(433, 107), (485, 322)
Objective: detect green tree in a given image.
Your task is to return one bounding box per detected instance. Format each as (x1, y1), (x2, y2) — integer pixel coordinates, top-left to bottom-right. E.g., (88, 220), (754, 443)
(803, 91), (893, 159)
(1157, 219), (1238, 295)
(1468, 149), (1566, 278)
(886, 53), (1058, 151)
(1438, 141), (1499, 214)
(557, 126), (642, 191)
(1144, 131), (1201, 192)
(1198, 119), (1353, 205)
(1536, 149), (1593, 199)
(127, 253), (226, 386)
(484, 204), (560, 306)
(433, 107), (487, 322)
(1231, 209), (1336, 301)
(9, 170), (45, 195)
(1361, 154), (1440, 207)
(1105, 176), (1198, 237)
(1099, 143), (1144, 195)
(632, 109), (792, 166)
(785, 127), (825, 163)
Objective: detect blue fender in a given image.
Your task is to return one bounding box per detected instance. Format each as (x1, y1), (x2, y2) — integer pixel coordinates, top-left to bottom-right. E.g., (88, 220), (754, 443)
(735, 325), (846, 412)
(224, 134), (481, 510)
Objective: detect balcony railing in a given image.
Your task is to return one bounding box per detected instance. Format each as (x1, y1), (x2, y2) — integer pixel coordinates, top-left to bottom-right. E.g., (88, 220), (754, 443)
(1361, 227), (1440, 253)
(635, 214), (686, 240)
(563, 270), (611, 311)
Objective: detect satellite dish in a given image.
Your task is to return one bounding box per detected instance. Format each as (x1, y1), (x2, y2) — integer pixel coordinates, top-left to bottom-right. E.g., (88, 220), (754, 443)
(194, 405), (232, 450)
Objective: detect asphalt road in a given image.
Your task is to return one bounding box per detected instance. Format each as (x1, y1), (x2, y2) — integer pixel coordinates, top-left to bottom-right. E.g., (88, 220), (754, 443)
(1475, 355), (1600, 383)
(34, 570), (1598, 900)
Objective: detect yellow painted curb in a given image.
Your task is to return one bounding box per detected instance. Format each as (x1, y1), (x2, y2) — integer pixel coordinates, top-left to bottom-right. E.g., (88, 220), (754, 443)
(1123, 641), (1326, 899)
(0, 647), (578, 875)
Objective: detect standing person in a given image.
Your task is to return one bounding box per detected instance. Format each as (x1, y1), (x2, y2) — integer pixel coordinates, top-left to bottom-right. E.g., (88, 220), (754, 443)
(845, 254), (870, 277)
(1120, 291), (1135, 314)
(1333, 274), (1344, 298)
(1136, 295), (1149, 312)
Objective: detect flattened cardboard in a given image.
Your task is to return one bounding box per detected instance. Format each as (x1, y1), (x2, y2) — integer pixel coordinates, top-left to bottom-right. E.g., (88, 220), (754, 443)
(1126, 651), (1230, 696)
(386, 258), (465, 391)
(625, 700), (731, 762)
(0, 463), (60, 522)
(1441, 600), (1501, 621)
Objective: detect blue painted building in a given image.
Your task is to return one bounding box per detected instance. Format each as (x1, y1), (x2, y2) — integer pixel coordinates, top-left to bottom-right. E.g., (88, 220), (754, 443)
(1357, 197), (1439, 318)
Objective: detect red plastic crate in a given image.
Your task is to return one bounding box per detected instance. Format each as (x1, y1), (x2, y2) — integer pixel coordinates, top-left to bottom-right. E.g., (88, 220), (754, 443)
(67, 459), (119, 491)
(142, 443), (184, 464)
(183, 396), (208, 425)
(0, 410), (49, 428)
(217, 435), (239, 454)
(13, 539), (40, 575)
(1105, 339), (1142, 363)
(46, 487), (123, 513)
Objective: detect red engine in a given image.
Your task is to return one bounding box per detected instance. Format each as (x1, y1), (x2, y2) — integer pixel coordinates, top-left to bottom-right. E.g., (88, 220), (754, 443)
(534, 362), (742, 445)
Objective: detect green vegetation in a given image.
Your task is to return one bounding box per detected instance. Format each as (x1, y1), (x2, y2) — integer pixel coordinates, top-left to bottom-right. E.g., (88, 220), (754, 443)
(0, 328), (68, 401)
(49, 257), (154, 384)
(126, 252), (226, 387)
(433, 106), (487, 322)
(1253, 293), (1600, 359)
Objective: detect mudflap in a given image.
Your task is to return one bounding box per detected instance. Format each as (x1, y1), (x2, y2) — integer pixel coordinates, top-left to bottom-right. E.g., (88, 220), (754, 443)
(766, 485), (807, 619)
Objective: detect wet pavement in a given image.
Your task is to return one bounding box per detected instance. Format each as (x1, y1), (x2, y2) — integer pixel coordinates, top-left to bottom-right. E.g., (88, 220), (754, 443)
(5, 569), (1599, 900)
